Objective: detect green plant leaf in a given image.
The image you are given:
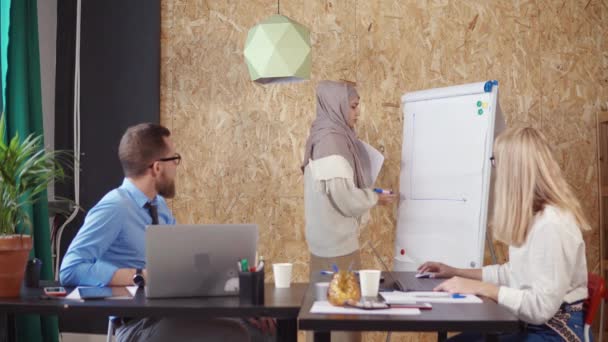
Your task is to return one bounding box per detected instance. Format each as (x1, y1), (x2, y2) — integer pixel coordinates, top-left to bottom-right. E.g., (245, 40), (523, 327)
(0, 113), (72, 235)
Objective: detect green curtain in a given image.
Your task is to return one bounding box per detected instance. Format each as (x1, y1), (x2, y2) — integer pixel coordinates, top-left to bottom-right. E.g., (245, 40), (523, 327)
(1, 0), (10, 110)
(4, 0), (59, 341)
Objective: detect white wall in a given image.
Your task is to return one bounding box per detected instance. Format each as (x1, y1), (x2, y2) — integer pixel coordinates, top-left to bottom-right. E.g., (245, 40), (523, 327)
(37, 0), (56, 199)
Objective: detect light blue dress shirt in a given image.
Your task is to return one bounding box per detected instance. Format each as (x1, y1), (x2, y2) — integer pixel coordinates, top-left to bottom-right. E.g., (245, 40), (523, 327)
(60, 178), (176, 286)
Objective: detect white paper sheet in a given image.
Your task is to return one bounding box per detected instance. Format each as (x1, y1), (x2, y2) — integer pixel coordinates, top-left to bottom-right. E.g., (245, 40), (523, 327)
(310, 301), (420, 315)
(381, 291), (482, 304)
(360, 141), (384, 185)
(66, 286), (135, 300)
(126, 286), (138, 296)
(65, 288), (85, 300)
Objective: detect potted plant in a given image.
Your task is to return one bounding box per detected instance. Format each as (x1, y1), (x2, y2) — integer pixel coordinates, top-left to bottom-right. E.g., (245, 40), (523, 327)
(0, 113), (67, 297)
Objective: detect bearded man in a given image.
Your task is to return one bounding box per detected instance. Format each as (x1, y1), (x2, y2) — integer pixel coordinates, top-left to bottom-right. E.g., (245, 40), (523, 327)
(60, 123), (256, 342)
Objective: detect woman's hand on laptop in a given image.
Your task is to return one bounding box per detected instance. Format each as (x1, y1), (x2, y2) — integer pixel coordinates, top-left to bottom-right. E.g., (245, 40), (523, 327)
(247, 317), (276, 336)
(417, 262), (456, 278)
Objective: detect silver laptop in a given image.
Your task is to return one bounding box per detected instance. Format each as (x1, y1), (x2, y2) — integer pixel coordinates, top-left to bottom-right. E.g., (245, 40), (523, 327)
(145, 224), (257, 298)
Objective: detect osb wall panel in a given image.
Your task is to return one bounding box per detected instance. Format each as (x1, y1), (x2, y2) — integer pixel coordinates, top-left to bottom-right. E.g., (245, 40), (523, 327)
(161, 1), (606, 341)
(353, 1), (545, 274)
(537, 0), (606, 275)
(161, 0), (358, 287)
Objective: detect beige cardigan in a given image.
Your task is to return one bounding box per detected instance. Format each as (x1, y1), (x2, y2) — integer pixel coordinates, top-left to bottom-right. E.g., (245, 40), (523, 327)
(304, 155), (378, 258)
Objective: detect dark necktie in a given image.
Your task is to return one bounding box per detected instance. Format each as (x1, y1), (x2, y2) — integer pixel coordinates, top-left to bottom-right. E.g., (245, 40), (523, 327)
(144, 202), (159, 225)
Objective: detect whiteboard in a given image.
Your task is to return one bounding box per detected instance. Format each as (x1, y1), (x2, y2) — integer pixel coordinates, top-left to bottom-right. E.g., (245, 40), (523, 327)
(394, 81), (504, 271)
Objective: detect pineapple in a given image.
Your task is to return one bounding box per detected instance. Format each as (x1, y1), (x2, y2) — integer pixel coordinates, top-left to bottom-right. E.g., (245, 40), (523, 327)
(327, 270), (361, 306)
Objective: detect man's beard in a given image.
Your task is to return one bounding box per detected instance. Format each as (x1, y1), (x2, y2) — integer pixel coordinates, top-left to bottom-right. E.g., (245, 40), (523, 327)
(157, 175), (176, 198)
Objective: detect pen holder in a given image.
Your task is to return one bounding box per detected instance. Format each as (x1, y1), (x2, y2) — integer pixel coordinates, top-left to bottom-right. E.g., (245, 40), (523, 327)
(24, 258), (42, 288)
(239, 269), (265, 305)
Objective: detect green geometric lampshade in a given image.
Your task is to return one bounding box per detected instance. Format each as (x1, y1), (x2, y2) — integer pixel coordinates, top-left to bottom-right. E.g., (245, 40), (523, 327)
(244, 15), (311, 84)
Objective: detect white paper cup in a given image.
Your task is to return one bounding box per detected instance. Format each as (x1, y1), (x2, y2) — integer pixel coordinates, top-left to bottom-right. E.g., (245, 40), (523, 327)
(314, 282), (329, 301)
(359, 270), (381, 298)
(273, 263), (293, 288)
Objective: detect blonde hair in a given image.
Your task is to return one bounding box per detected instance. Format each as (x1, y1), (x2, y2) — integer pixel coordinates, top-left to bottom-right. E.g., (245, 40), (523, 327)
(491, 127), (591, 247)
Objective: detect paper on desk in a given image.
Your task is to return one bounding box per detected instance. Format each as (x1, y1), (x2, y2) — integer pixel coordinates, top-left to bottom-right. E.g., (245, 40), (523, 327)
(126, 286), (138, 296)
(381, 291), (482, 304)
(360, 141), (384, 185)
(66, 288), (84, 300)
(66, 287), (136, 300)
(310, 301), (420, 316)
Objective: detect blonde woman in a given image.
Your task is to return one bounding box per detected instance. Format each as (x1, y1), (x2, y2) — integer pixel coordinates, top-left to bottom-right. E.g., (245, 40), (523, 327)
(419, 127), (590, 342)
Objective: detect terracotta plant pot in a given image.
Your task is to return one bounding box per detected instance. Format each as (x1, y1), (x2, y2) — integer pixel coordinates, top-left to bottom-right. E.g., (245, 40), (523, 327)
(0, 235), (33, 297)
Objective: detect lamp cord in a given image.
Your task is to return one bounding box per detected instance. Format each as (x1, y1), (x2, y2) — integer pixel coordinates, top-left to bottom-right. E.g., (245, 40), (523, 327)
(277, 0), (280, 14)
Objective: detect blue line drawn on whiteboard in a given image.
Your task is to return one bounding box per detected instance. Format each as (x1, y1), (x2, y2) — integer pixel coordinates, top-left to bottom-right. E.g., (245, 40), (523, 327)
(406, 112), (467, 203)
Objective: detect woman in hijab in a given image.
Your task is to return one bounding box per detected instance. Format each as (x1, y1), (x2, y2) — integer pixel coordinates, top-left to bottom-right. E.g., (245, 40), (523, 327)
(302, 81), (397, 341)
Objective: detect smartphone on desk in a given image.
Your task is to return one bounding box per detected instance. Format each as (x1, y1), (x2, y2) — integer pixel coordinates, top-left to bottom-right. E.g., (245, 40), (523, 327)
(344, 299), (433, 310)
(43, 287), (67, 297)
(389, 302), (432, 310)
(344, 299), (390, 310)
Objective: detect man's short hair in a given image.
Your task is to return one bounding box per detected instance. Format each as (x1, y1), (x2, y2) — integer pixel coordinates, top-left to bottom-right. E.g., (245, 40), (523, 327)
(118, 123), (171, 177)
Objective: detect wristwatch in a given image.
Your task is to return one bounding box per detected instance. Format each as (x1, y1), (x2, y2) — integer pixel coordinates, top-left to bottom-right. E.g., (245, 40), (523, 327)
(133, 268), (145, 287)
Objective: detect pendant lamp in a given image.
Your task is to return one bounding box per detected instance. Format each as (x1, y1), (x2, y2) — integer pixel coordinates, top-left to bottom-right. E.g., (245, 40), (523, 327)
(244, 1), (311, 84)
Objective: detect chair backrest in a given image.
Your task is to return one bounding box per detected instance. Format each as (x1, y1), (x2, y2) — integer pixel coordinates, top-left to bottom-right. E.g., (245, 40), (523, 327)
(585, 272), (606, 325)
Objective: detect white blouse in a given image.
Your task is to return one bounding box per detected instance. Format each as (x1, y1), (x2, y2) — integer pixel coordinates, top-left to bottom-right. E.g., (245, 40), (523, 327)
(482, 206), (588, 325)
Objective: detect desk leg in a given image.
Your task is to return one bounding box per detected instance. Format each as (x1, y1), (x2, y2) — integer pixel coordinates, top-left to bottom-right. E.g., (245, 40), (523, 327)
(7, 313), (16, 342)
(437, 331), (447, 341)
(313, 331), (330, 342)
(276, 319), (297, 341)
(484, 334), (499, 342)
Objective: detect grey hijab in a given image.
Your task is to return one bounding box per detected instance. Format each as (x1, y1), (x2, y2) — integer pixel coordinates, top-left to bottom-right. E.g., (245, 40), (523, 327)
(301, 80), (371, 188)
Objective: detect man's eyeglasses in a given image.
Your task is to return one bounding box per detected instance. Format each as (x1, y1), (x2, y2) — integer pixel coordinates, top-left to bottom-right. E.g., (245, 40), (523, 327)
(490, 155), (496, 168)
(150, 153), (181, 168)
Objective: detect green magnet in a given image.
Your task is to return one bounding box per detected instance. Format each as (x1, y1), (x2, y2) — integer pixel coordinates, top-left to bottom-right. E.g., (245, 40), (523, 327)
(478, 109), (484, 115)
(476, 101), (482, 107)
